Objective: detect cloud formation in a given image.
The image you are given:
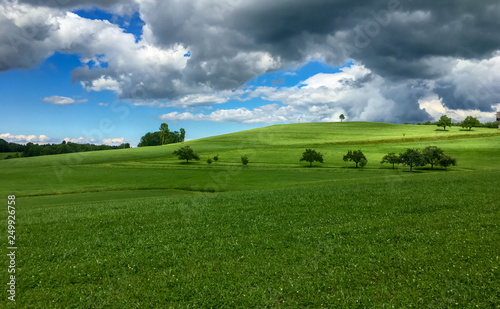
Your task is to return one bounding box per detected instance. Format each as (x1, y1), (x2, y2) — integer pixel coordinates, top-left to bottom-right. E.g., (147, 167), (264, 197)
(43, 96), (88, 105)
(0, 133), (51, 144)
(2, 0), (500, 123)
(0, 132), (127, 145)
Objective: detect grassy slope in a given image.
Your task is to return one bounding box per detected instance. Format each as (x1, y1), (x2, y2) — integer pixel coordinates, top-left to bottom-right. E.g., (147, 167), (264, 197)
(1, 122), (499, 197)
(1, 122), (500, 307)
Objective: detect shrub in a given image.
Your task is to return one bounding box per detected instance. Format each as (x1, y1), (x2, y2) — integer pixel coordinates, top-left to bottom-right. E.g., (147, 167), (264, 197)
(241, 155), (249, 165)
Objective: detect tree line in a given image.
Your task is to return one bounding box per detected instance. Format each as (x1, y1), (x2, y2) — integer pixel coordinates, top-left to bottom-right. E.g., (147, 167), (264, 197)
(171, 145), (456, 172)
(138, 123), (186, 147)
(302, 147), (456, 172)
(415, 115), (498, 130)
(0, 139), (130, 159)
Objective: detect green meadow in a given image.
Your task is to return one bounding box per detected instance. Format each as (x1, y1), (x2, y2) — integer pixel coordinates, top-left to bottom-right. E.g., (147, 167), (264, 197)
(1, 122), (500, 307)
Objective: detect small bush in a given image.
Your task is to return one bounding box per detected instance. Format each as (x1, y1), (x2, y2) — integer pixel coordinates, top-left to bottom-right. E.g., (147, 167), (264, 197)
(241, 155), (249, 165)
(206, 158), (212, 164)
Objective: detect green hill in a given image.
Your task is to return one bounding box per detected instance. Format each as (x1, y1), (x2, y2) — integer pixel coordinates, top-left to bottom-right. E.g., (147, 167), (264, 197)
(1, 122), (499, 307)
(1, 122), (499, 197)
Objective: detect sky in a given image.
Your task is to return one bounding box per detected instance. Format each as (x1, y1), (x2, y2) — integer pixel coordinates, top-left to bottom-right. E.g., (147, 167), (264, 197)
(1, 0), (500, 146)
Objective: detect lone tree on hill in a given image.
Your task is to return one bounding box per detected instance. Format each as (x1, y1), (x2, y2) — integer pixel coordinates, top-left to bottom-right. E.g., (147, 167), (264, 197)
(422, 146), (444, 169)
(173, 146), (200, 163)
(300, 149), (324, 167)
(339, 114), (345, 122)
(343, 150), (366, 168)
(380, 152), (400, 169)
(436, 115), (452, 131)
(461, 116), (481, 131)
(439, 155), (457, 171)
(399, 148), (425, 172)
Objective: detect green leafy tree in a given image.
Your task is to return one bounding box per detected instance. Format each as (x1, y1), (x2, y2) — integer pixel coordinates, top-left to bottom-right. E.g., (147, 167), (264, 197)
(436, 115), (452, 131)
(343, 150), (366, 168)
(170, 131), (180, 143)
(339, 114), (345, 122)
(461, 116), (480, 131)
(173, 146), (200, 163)
(399, 148), (425, 172)
(439, 155), (457, 171)
(380, 153), (400, 169)
(213, 154), (219, 162)
(180, 128), (186, 142)
(241, 155), (249, 165)
(422, 146), (444, 169)
(206, 158), (212, 164)
(300, 149), (324, 167)
(138, 132), (161, 147)
(139, 125), (185, 147)
(159, 123), (170, 145)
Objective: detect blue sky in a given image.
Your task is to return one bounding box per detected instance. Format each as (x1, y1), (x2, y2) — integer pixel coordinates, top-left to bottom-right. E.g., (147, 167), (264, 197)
(0, 7), (352, 146)
(0, 48), (351, 146)
(1, 2), (499, 146)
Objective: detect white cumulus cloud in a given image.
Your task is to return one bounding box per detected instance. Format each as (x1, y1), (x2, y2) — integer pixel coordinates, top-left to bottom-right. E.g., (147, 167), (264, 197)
(43, 96), (88, 105)
(102, 137), (125, 145)
(0, 133), (51, 144)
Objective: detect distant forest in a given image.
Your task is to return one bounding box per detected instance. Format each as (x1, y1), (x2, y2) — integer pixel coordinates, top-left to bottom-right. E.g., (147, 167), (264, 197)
(0, 139), (130, 159)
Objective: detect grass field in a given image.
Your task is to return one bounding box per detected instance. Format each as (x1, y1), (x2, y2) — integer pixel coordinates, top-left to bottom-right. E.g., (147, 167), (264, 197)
(1, 122), (499, 307)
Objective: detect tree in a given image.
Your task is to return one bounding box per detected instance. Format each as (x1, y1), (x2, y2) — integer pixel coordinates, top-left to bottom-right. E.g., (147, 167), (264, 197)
(139, 124), (185, 147)
(206, 158), (212, 164)
(138, 132), (161, 147)
(380, 152), (400, 169)
(300, 149), (324, 167)
(439, 155), (457, 171)
(436, 115), (452, 131)
(170, 131), (180, 143)
(172, 146), (200, 163)
(461, 116), (480, 131)
(180, 128), (186, 142)
(422, 146), (444, 169)
(359, 158), (367, 168)
(159, 123), (170, 145)
(399, 148), (425, 172)
(241, 155), (249, 165)
(339, 114), (345, 122)
(343, 150), (366, 168)
(213, 154), (219, 162)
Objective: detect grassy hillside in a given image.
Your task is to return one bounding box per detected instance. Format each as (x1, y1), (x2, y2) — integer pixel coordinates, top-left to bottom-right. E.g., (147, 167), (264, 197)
(1, 122), (499, 197)
(1, 122), (499, 307)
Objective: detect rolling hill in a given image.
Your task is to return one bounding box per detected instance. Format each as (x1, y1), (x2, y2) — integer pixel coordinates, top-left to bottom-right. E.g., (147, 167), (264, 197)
(1, 122), (499, 307)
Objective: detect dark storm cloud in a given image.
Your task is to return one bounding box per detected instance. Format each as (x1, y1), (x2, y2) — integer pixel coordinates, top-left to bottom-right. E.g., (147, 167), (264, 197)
(0, 5), (56, 71)
(137, 0), (500, 111)
(13, 0), (137, 13)
(223, 0), (500, 78)
(2, 0), (500, 120)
